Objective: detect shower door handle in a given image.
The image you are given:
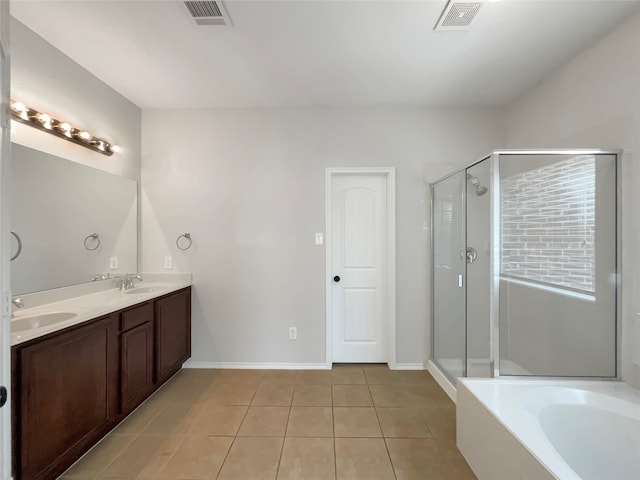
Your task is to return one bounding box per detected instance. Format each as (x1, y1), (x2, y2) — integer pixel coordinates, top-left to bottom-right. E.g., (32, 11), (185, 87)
(465, 247), (477, 264)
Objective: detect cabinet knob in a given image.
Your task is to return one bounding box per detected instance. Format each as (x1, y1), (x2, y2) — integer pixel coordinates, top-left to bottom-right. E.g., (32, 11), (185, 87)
(333, 276), (341, 283)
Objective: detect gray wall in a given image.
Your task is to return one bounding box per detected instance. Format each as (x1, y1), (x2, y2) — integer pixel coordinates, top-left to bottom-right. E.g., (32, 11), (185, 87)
(141, 107), (505, 367)
(10, 18), (141, 181)
(506, 11), (640, 385)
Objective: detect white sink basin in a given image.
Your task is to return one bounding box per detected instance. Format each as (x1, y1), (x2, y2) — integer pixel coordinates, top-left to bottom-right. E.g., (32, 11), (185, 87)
(12, 312), (78, 332)
(124, 286), (169, 295)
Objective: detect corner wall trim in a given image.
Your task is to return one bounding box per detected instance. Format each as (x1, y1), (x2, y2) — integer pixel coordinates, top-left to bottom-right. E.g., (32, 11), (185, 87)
(184, 362), (331, 370)
(427, 360), (457, 402)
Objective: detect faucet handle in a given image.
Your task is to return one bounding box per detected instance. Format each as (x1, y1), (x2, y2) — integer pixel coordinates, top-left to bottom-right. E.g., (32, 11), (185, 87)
(12, 298), (24, 309)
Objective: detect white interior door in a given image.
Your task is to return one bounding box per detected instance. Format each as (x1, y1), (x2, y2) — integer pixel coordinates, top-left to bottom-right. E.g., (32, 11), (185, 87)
(331, 174), (388, 363)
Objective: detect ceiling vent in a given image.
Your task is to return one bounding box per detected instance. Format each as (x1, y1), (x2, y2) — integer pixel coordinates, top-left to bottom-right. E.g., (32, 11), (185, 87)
(434, 1), (483, 31)
(184, 1), (232, 26)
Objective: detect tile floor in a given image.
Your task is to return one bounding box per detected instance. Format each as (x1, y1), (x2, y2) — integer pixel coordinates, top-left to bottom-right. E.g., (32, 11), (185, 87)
(60, 365), (476, 480)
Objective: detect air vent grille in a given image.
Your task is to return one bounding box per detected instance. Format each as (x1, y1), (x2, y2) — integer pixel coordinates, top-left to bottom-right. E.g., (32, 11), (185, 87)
(185, 1), (222, 18)
(184, 1), (231, 26)
(434, 2), (483, 31)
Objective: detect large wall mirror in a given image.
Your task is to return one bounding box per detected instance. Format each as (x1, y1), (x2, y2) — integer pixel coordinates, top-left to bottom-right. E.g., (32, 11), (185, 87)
(11, 143), (137, 295)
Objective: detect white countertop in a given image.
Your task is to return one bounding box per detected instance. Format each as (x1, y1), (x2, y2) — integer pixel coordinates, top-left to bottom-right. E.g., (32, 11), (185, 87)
(11, 274), (192, 346)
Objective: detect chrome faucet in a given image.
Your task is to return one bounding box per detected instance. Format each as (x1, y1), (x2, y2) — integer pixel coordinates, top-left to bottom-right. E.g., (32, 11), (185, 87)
(11, 298), (24, 318)
(115, 274), (143, 292)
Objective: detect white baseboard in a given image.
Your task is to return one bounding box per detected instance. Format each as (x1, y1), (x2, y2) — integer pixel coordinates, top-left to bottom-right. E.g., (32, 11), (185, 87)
(392, 363), (425, 370)
(184, 361), (330, 370)
(427, 360), (457, 403)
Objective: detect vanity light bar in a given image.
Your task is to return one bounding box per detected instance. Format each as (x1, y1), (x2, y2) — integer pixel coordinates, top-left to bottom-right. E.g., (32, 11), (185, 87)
(9, 100), (121, 156)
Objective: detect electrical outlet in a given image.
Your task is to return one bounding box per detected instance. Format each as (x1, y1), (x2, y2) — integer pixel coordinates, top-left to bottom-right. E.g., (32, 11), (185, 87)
(164, 256), (173, 270)
(289, 327), (297, 340)
(109, 257), (118, 269)
(315, 233), (324, 245)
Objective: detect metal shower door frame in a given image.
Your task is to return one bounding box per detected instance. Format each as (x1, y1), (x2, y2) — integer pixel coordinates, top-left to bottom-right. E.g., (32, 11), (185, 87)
(430, 149), (622, 382)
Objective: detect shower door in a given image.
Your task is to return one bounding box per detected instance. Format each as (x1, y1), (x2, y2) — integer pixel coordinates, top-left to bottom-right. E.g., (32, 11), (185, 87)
(465, 160), (492, 377)
(432, 172), (466, 380)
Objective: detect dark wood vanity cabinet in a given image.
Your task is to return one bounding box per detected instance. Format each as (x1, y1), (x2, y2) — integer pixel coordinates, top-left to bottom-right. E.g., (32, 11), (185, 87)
(155, 288), (191, 384)
(119, 302), (154, 415)
(13, 314), (119, 480)
(12, 287), (192, 480)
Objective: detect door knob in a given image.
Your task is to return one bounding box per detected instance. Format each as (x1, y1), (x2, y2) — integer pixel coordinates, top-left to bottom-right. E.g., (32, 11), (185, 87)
(333, 276), (341, 282)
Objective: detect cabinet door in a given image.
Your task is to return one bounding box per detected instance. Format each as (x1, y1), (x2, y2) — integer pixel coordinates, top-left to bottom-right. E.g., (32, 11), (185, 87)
(17, 315), (118, 480)
(155, 289), (191, 384)
(120, 322), (154, 415)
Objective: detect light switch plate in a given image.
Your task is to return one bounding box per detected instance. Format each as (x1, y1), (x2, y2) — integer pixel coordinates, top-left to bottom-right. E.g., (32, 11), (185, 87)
(315, 233), (324, 245)
(109, 257), (118, 269)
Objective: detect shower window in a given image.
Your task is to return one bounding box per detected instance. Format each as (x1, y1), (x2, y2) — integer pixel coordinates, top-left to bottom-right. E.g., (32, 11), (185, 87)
(500, 155), (595, 294)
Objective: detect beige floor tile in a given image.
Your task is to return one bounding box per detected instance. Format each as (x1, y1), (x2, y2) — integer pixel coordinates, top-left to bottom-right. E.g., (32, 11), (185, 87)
(190, 405), (248, 436)
(376, 407), (432, 438)
(335, 438), (395, 480)
(395, 370), (438, 385)
(113, 401), (164, 435)
(206, 382), (257, 405)
(252, 383), (295, 406)
(386, 438), (454, 480)
(286, 407), (333, 437)
(331, 367), (366, 385)
(332, 385), (373, 406)
(238, 406), (290, 436)
(63, 434), (135, 478)
(152, 375), (212, 405)
(298, 370), (332, 385)
(140, 402), (203, 435)
(217, 437), (283, 480)
(98, 434), (183, 479)
(176, 368), (220, 383)
(369, 384), (408, 407)
(436, 439), (477, 479)
(154, 435), (233, 480)
(363, 366), (402, 385)
(406, 384), (454, 407)
(214, 369), (264, 385)
(333, 407), (381, 437)
(292, 385), (332, 406)
(277, 437), (336, 480)
(261, 370), (301, 385)
(420, 406), (457, 440)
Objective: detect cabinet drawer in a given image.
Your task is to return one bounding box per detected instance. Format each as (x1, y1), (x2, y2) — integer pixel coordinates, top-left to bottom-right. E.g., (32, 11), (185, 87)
(120, 302), (153, 331)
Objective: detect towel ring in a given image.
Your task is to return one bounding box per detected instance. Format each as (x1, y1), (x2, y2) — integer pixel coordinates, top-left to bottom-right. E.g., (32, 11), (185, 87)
(84, 233), (101, 251)
(10, 231), (22, 261)
(176, 233), (192, 251)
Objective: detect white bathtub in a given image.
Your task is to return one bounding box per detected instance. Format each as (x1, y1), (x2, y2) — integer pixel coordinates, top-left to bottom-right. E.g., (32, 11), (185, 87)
(457, 379), (640, 480)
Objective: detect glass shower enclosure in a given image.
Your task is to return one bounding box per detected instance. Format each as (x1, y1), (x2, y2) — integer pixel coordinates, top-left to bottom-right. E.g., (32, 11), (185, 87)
(431, 150), (619, 382)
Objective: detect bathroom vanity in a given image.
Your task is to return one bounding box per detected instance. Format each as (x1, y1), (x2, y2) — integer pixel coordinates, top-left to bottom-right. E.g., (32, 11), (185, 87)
(11, 285), (191, 480)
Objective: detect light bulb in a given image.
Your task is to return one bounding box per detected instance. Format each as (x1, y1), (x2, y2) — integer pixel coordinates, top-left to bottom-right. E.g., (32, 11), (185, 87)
(78, 131), (91, 140)
(59, 122), (73, 137)
(37, 112), (52, 129)
(11, 101), (29, 120)
(11, 101), (26, 112)
(111, 145), (122, 153)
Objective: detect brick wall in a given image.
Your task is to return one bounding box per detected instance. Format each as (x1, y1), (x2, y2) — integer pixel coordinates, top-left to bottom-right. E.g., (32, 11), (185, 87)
(501, 155), (595, 292)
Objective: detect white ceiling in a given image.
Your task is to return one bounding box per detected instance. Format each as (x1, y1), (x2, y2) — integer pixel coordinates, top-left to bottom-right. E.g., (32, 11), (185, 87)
(10, 0), (640, 109)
